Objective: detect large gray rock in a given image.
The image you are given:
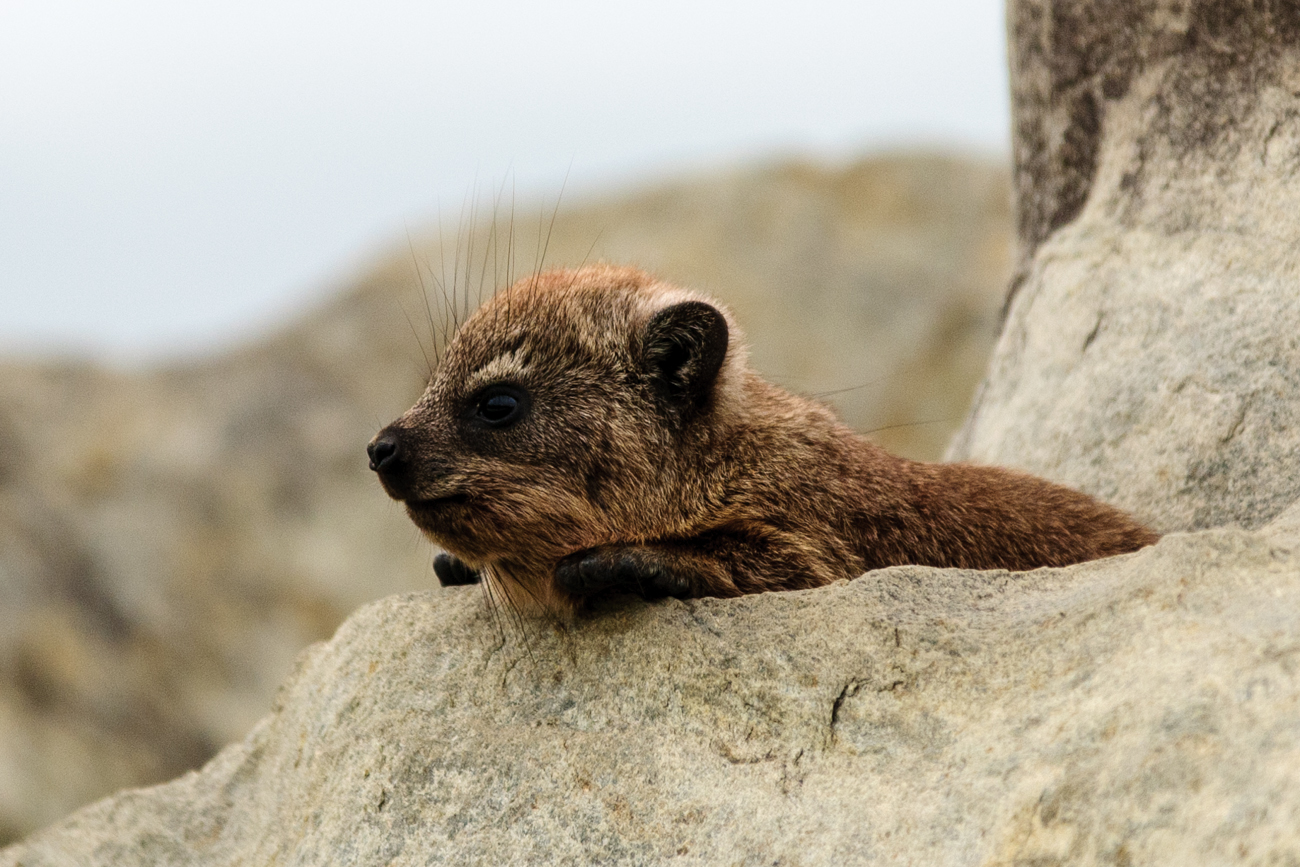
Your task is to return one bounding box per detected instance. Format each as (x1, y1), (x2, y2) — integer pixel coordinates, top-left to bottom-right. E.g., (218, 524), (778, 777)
(948, 1), (1300, 533)
(6, 509), (1300, 865)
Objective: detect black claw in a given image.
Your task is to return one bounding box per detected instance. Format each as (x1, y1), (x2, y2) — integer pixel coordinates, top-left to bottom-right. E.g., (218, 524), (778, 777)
(556, 551), (617, 595)
(554, 560), (580, 594)
(434, 552), (481, 586)
(638, 562), (690, 600)
(554, 548), (690, 600)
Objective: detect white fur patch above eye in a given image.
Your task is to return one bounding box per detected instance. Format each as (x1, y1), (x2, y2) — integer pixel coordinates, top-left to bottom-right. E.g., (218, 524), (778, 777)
(466, 351), (529, 391)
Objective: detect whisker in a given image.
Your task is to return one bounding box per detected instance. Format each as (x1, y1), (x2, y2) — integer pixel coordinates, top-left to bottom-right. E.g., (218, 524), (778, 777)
(807, 375), (891, 399)
(464, 178), (481, 326)
(404, 226), (442, 371)
(398, 302), (434, 380)
(535, 165), (569, 279)
(506, 183), (517, 325)
(578, 227), (605, 270)
(479, 575), (508, 646)
(857, 416), (957, 436)
(493, 568), (539, 664)
(460, 189), (475, 332)
(435, 203), (456, 346)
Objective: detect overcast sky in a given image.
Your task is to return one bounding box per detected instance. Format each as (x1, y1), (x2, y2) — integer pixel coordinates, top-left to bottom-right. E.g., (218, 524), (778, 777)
(0, 0), (1009, 361)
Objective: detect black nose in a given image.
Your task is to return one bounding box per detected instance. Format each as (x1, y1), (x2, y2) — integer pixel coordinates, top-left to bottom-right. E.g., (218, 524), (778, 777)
(367, 433), (401, 473)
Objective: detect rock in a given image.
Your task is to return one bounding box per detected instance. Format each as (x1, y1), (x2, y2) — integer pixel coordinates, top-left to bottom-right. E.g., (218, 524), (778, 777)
(6, 509), (1300, 865)
(948, 1), (1300, 534)
(0, 153), (1012, 841)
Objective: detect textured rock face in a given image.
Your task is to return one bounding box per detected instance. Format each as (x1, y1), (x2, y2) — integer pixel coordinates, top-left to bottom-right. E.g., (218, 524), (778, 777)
(6, 512), (1300, 866)
(949, 1), (1300, 534)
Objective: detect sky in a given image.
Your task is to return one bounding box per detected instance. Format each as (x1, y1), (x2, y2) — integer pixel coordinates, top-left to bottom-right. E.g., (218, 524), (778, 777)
(0, 0), (1010, 361)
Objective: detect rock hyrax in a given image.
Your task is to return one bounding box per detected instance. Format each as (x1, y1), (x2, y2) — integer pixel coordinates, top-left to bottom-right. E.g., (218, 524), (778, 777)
(369, 265), (1157, 615)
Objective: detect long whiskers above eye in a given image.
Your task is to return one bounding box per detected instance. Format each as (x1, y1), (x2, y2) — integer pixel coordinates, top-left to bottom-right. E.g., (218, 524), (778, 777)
(405, 226), (444, 371)
(531, 164), (568, 298)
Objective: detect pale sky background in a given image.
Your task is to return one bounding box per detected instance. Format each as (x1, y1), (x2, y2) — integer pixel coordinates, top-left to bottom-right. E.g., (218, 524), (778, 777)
(0, 0), (1009, 361)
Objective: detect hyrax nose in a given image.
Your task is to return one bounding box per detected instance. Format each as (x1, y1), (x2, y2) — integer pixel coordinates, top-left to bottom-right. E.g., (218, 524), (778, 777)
(367, 432), (403, 473)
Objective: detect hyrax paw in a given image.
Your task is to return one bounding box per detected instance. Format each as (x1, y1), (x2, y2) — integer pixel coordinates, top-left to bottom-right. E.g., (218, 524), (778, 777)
(433, 552), (481, 587)
(554, 547), (690, 599)
(554, 549), (625, 595)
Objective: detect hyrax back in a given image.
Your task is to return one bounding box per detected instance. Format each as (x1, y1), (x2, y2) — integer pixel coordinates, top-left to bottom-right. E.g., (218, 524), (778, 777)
(369, 265), (1157, 615)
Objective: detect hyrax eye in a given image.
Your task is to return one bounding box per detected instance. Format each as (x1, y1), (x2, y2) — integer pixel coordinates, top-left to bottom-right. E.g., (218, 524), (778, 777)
(482, 394), (516, 421)
(472, 384), (530, 429)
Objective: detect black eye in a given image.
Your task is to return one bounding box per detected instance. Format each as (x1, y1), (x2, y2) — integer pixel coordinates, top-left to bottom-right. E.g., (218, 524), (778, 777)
(481, 393), (516, 422)
(472, 385), (529, 429)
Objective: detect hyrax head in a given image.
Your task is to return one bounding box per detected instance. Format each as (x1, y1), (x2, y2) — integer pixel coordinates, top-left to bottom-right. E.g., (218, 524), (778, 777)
(368, 264), (741, 579)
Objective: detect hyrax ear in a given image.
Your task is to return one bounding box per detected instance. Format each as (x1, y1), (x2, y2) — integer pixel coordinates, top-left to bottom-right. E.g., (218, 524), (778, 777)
(640, 301), (729, 410)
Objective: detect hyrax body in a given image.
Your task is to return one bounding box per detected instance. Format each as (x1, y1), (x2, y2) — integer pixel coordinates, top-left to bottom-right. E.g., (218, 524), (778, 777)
(369, 265), (1157, 615)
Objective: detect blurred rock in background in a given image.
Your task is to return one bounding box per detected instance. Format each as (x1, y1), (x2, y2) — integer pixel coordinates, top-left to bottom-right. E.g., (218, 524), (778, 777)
(0, 150), (1010, 842)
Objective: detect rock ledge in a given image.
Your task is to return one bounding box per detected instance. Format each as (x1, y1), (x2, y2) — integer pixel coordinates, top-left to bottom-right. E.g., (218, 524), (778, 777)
(6, 511), (1300, 865)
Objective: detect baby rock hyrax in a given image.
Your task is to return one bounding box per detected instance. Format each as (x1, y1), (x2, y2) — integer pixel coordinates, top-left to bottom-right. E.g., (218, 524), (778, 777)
(369, 265), (1157, 615)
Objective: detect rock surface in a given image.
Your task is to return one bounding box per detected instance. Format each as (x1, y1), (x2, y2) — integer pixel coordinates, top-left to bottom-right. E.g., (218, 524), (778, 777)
(6, 508), (1300, 866)
(0, 153), (1012, 841)
(949, 0), (1300, 534)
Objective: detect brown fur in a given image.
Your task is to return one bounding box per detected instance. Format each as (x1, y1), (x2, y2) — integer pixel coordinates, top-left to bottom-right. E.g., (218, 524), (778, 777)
(370, 265), (1158, 616)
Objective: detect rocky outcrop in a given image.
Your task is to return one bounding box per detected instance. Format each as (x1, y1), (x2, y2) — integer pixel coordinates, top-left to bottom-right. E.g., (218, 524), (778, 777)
(0, 154), (1011, 841)
(949, 0), (1300, 534)
(6, 508), (1300, 865)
